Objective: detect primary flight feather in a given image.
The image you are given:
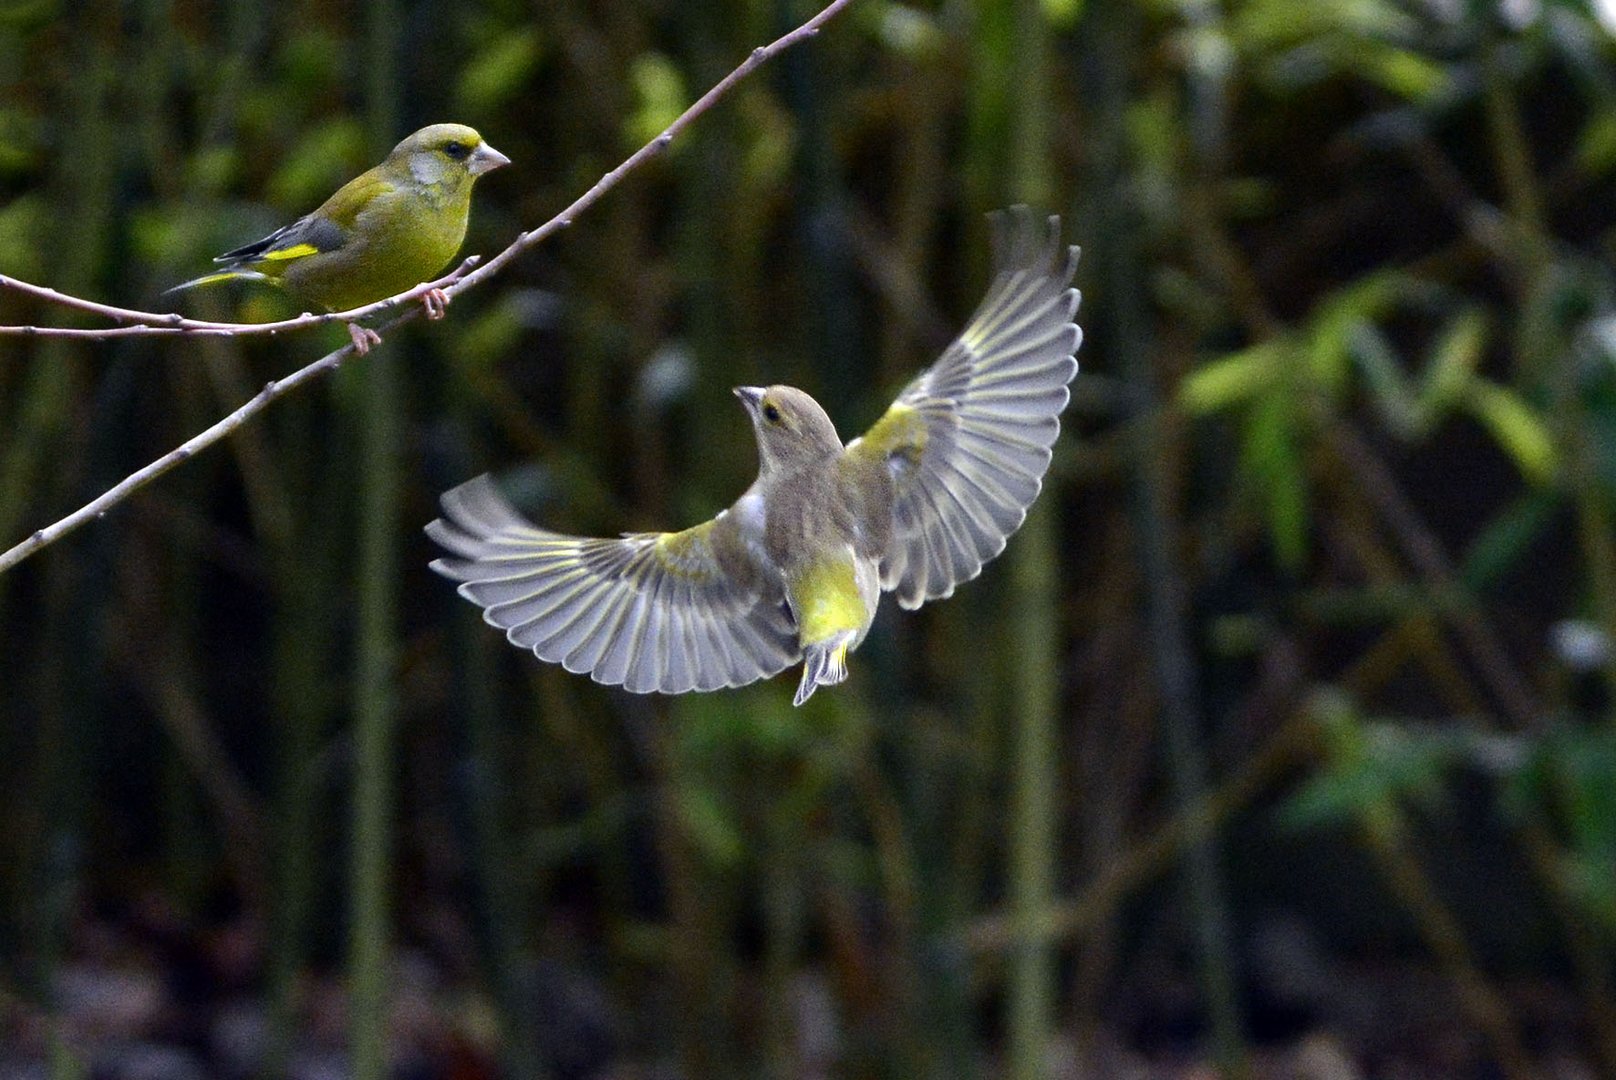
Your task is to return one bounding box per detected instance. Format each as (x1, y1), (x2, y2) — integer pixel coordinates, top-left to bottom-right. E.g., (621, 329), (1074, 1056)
(428, 207), (1082, 705)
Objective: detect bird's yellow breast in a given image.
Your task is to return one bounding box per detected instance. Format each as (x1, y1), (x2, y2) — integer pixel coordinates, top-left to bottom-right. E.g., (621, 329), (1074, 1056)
(283, 181), (471, 311)
(788, 555), (868, 646)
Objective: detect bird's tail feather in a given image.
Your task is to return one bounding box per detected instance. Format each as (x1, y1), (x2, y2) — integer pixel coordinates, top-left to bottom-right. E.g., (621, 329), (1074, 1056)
(794, 632), (854, 707)
(162, 269), (268, 297)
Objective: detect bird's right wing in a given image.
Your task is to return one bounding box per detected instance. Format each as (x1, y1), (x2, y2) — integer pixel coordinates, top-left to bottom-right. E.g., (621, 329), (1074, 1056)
(427, 476), (799, 695)
(845, 207), (1081, 609)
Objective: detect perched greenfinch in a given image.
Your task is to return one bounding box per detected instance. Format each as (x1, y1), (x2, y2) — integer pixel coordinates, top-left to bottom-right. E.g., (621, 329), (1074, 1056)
(167, 123), (509, 352)
(428, 208), (1081, 706)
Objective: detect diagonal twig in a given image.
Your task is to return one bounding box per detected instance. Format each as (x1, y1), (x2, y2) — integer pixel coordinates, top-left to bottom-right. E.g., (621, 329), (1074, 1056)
(0, 0), (857, 575)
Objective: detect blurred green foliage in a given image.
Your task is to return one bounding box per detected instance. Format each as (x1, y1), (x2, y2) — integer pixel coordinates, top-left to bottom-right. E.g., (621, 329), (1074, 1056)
(3, 0), (1616, 1076)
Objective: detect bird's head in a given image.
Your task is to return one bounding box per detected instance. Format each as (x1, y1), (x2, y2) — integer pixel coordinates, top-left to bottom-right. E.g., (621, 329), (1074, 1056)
(390, 123), (510, 189)
(734, 385), (843, 474)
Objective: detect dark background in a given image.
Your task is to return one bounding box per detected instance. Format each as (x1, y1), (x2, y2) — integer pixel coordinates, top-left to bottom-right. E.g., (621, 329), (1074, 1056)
(2, 1), (1615, 1077)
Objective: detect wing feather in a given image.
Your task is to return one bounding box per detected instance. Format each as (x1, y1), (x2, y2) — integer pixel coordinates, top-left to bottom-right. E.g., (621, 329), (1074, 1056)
(847, 207), (1082, 609)
(214, 212), (349, 271)
(428, 476), (798, 694)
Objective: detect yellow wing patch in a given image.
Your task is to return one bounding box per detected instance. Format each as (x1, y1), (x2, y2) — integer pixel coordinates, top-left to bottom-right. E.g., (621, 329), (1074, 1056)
(256, 242), (322, 262)
(852, 403), (928, 462)
(790, 557), (866, 645)
(651, 522), (720, 583)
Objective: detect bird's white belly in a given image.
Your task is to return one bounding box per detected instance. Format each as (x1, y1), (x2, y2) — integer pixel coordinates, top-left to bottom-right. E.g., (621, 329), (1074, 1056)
(729, 492), (773, 568)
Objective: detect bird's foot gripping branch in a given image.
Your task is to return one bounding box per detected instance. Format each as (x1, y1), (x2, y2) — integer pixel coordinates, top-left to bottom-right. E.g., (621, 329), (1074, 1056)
(0, 0), (857, 576)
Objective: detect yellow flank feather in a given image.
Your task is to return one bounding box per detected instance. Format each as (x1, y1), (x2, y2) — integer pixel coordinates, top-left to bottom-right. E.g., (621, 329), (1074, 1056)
(790, 556), (866, 645)
(181, 271), (249, 289)
(257, 243), (321, 261)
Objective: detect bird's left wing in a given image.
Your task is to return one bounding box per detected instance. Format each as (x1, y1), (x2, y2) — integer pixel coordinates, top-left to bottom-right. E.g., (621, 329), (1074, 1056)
(845, 207), (1081, 609)
(211, 166), (401, 272)
(427, 476), (799, 695)
(212, 211), (350, 271)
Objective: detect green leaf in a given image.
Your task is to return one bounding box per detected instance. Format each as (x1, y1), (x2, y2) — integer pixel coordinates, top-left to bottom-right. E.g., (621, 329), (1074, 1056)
(1465, 380), (1558, 484)
(1500, 729), (1616, 928)
(1361, 46), (1447, 101)
(183, 145), (240, 195)
(1306, 272), (1403, 399)
(457, 28), (545, 113)
(0, 107), (41, 177)
(1041, 0), (1085, 28)
(1418, 307), (1488, 417)
(0, 193), (45, 277)
(1241, 390), (1309, 569)
(1575, 110), (1616, 178)
(265, 118), (364, 209)
(1283, 695), (1455, 830)
(1459, 490), (1560, 590)
(678, 783), (745, 868)
(873, 2), (946, 54)
(627, 52), (688, 149)
(1180, 341), (1282, 413)
(1351, 322), (1421, 438)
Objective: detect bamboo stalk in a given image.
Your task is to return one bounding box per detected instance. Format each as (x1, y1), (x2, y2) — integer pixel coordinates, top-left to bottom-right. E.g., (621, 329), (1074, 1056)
(1003, 1), (1061, 1076)
(347, 4), (404, 1073)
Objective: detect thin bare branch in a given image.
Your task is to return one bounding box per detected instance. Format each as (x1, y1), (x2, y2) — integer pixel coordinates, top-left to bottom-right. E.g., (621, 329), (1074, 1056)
(0, 0), (857, 575)
(0, 259), (478, 339)
(0, 1), (852, 341)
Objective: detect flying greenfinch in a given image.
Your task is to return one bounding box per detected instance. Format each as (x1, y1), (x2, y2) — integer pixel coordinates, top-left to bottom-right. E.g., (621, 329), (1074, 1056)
(428, 207), (1081, 706)
(167, 123), (509, 352)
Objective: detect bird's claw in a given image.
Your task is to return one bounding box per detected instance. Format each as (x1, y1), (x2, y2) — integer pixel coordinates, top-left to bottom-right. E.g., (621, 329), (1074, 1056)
(348, 323), (383, 354)
(420, 288), (450, 320)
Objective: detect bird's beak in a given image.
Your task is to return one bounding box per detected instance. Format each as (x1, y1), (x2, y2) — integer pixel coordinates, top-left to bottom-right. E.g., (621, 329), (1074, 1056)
(468, 142), (511, 176)
(733, 386), (766, 415)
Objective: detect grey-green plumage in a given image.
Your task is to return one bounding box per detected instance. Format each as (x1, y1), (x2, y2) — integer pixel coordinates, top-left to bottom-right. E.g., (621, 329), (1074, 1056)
(166, 124), (509, 317)
(429, 207), (1082, 705)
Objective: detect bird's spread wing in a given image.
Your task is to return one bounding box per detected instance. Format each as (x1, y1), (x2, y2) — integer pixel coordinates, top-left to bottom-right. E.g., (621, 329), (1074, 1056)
(845, 207), (1081, 609)
(427, 476), (799, 695)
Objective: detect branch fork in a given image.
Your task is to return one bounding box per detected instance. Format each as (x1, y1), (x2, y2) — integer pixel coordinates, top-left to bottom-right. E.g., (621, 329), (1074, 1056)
(0, 0), (855, 575)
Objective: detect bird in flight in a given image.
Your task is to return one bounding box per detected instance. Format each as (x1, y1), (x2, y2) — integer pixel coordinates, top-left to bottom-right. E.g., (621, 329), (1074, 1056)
(428, 207), (1082, 705)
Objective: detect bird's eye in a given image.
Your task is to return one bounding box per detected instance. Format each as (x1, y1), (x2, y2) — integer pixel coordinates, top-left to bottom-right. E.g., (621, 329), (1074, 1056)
(762, 403), (782, 424)
(443, 141), (470, 160)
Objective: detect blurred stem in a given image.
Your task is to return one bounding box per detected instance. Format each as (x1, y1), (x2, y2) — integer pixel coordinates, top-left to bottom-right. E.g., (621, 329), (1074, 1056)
(268, 441), (339, 1071)
(661, 703), (726, 1077)
(1482, 22), (1616, 723)
(48, 1029), (85, 1080)
(1481, 31), (1616, 1054)
(1346, 788), (1535, 1079)
(1480, 34), (1549, 278)
(348, 4), (402, 1077)
(853, 750), (931, 1075)
(9, 29), (114, 1010)
(346, 322), (402, 1080)
(1323, 417), (1540, 729)
(966, 709), (1316, 955)
(1094, 0), (1248, 1070)
(453, 605), (544, 1076)
(761, 799), (807, 1080)
(1002, 1), (1060, 1077)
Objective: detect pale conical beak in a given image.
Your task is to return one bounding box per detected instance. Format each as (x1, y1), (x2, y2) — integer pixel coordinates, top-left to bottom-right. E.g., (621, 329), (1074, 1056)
(468, 142), (511, 176)
(733, 386), (766, 414)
